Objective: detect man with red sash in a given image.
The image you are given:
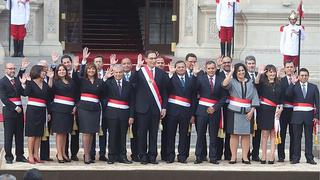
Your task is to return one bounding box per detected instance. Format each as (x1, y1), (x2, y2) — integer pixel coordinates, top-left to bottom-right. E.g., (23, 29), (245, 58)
(194, 61), (226, 164)
(216, 0), (240, 57)
(0, 62), (28, 164)
(166, 61), (196, 163)
(278, 61), (295, 162)
(103, 64), (134, 164)
(132, 50), (168, 164)
(286, 68), (319, 165)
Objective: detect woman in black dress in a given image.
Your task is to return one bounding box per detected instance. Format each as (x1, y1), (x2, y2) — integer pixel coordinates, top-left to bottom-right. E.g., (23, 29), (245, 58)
(255, 65), (283, 164)
(48, 64), (76, 163)
(20, 65), (52, 164)
(74, 62), (104, 164)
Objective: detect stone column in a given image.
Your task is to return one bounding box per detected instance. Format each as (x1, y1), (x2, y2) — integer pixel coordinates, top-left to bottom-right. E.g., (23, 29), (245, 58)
(175, 0), (199, 57)
(39, 0), (62, 56)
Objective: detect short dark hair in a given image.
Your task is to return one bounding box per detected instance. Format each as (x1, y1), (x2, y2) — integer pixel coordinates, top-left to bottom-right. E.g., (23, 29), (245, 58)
(23, 168), (42, 180)
(29, 65), (43, 80)
(232, 63), (248, 80)
(60, 55), (72, 63)
(175, 60), (186, 68)
(54, 64), (71, 81)
(205, 60), (216, 67)
(284, 60), (294, 67)
(185, 53), (197, 61)
(84, 63), (98, 79)
(298, 68), (309, 76)
(245, 55), (256, 64)
(93, 55), (103, 61)
(145, 50), (158, 57)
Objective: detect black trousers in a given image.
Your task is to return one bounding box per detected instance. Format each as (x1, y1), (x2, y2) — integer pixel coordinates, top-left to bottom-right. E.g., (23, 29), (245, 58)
(130, 119), (139, 159)
(160, 118), (167, 160)
(186, 118), (207, 160)
(136, 109), (160, 162)
(291, 122), (314, 162)
(195, 115), (219, 161)
(90, 130), (107, 159)
(40, 121), (51, 160)
(107, 118), (128, 161)
(166, 114), (190, 161)
(278, 109), (293, 160)
(4, 114), (24, 161)
(250, 128), (261, 159)
(216, 107), (231, 160)
(65, 118), (79, 157)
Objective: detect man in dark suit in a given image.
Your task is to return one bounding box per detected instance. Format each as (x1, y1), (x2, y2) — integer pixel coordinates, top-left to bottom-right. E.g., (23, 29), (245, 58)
(278, 61), (295, 162)
(216, 56), (232, 161)
(121, 57), (139, 162)
(104, 64), (134, 164)
(244, 55), (261, 161)
(131, 50), (168, 164)
(166, 61), (196, 163)
(194, 61), (226, 164)
(0, 62), (28, 164)
(286, 68), (319, 165)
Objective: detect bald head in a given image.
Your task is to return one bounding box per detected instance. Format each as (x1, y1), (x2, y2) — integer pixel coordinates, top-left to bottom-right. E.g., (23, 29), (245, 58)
(5, 63), (16, 78)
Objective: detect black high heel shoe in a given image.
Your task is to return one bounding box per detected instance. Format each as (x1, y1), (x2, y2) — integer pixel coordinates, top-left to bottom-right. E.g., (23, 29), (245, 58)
(268, 160), (275, 164)
(260, 159), (266, 164)
(229, 160), (237, 164)
(63, 156), (71, 163)
(83, 155), (90, 164)
(242, 159), (251, 164)
(56, 155), (64, 163)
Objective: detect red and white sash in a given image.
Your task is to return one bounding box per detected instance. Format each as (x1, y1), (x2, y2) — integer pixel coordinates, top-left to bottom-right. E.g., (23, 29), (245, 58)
(54, 95), (75, 106)
(80, 93), (99, 103)
(260, 97), (277, 107)
(283, 101), (294, 108)
(27, 97), (46, 107)
(293, 103), (314, 112)
(198, 97), (218, 107)
(107, 99), (129, 109)
(168, 95), (191, 107)
(141, 66), (162, 112)
(2, 97), (22, 106)
(228, 96), (252, 108)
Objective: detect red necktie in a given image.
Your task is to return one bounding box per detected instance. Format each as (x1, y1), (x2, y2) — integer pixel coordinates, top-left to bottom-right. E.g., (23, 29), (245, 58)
(209, 77), (214, 94)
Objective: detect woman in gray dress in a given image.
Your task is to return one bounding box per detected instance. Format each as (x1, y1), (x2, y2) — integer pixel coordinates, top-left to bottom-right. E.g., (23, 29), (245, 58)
(222, 63), (259, 164)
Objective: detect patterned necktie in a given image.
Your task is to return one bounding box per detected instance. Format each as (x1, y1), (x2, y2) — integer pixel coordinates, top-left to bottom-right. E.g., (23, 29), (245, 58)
(250, 73), (255, 81)
(180, 77), (185, 88)
(302, 84), (307, 98)
(209, 77), (214, 94)
(117, 80), (122, 96)
(10, 79), (15, 87)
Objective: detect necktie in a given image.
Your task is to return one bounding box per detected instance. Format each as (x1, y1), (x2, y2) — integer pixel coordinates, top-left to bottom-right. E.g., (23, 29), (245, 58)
(180, 77), (185, 88)
(189, 69), (193, 77)
(288, 77), (292, 85)
(209, 77), (214, 94)
(117, 80), (122, 96)
(302, 84), (307, 98)
(150, 69), (154, 79)
(125, 73), (130, 82)
(250, 73), (255, 81)
(10, 79), (15, 87)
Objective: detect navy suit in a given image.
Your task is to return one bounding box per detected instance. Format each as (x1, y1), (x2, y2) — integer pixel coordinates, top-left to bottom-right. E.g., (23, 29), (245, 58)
(166, 73), (196, 162)
(195, 73), (226, 161)
(0, 75), (25, 162)
(104, 78), (134, 161)
(278, 76), (294, 161)
(286, 81), (319, 162)
(131, 66), (168, 162)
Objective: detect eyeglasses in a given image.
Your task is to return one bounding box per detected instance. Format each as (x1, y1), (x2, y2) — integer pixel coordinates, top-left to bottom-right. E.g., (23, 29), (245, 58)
(6, 68), (16, 70)
(223, 62), (231, 64)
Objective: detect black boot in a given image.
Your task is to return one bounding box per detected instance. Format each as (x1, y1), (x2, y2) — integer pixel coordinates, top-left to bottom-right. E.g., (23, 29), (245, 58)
(17, 40), (24, 57)
(12, 40), (18, 57)
(227, 42), (232, 57)
(220, 42), (226, 57)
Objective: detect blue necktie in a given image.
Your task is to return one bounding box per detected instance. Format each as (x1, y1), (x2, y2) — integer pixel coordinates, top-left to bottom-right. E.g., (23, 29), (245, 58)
(180, 77), (185, 88)
(302, 84), (307, 98)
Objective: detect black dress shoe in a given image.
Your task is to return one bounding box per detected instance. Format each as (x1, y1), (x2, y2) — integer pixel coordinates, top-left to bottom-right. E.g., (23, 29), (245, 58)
(131, 156), (140, 162)
(268, 160), (274, 164)
(277, 159), (284, 162)
(307, 159), (317, 165)
(149, 160), (159, 164)
(166, 159), (174, 164)
(119, 158), (132, 164)
(107, 160), (115, 164)
(6, 160), (13, 164)
(209, 160), (219, 164)
(251, 157), (261, 162)
(194, 159), (203, 164)
(71, 156), (79, 161)
(290, 160), (299, 164)
(140, 160), (148, 165)
(99, 156), (108, 161)
(16, 156), (28, 163)
(242, 159), (251, 164)
(178, 159), (187, 164)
